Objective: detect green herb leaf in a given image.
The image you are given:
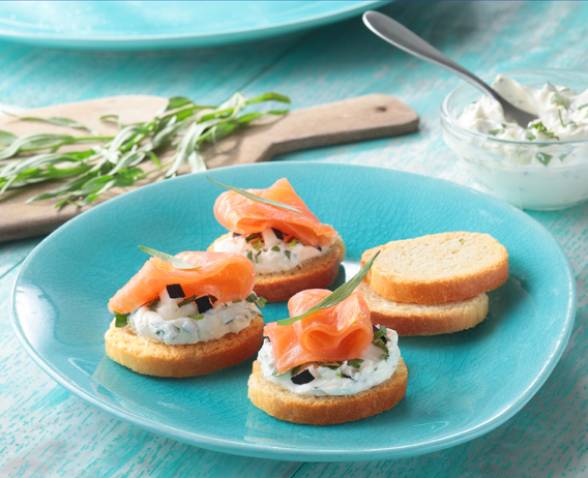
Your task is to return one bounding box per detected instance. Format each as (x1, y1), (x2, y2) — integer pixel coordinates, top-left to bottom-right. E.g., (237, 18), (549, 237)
(166, 96), (193, 111)
(138, 244), (200, 270)
(0, 129), (16, 146)
(192, 313), (204, 321)
(0, 91), (290, 208)
(100, 114), (121, 126)
(207, 176), (302, 214)
(347, 358), (364, 369)
(530, 121), (559, 140)
(271, 245), (280, 252)
(284, 249), (292, 260)
(246, 292), (267, 308)
(115, 313), (129, 328)
(535, 152), (552, 166)
(14, 115), (91, 132)
(277, 251), (381, 326)
(372, 326), (389, 359)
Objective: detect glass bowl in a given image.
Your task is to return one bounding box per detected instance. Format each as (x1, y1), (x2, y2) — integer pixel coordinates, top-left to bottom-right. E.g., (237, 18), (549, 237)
(441, 69), (588, 210)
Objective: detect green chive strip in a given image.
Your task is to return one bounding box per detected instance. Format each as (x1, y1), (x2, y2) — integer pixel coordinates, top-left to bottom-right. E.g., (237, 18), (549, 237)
(277, 251), (380, 326)
(207, 176), (302, 214)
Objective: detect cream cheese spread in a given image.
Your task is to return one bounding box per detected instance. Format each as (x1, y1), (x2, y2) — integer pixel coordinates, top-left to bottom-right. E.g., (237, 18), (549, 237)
(459, 75), (588, 144)
(128, 288), (259, 345)
(210, 228), (330, 274)
(258, 328), (400, 396)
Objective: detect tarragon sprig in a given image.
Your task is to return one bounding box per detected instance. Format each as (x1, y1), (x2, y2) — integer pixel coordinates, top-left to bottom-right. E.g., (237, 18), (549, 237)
(277, 251), (381, 326)
(0, 91), (290, 209)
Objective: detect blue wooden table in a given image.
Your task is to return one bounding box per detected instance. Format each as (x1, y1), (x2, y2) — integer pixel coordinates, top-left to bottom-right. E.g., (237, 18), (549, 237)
(1, 2), (587, 476)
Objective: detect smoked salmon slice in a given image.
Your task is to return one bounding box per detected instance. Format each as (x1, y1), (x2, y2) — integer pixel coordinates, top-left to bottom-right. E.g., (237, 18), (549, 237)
(213, 178), (337, 247)
(109, 251), (255, 314)
(264, 289), (373, 373)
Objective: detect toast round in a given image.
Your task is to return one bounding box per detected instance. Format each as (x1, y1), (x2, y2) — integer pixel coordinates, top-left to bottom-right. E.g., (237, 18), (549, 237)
(359, 283), (488, 335)
(362, 232), (508, 304)
(210, 234), (345, 302)
(104, 315), (264, 378)
(247, 358), (408, 425)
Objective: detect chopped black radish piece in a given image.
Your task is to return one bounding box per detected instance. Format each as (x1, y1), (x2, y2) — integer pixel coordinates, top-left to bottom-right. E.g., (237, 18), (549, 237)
(291, 369), (315, 385)
(272, 228), (285, 240)
(195, 295), (215, 313)
(166, 284), (185, 299)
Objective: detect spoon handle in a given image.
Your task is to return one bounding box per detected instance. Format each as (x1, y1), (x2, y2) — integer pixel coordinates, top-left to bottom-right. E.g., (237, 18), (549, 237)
(362, 11), (500, 102)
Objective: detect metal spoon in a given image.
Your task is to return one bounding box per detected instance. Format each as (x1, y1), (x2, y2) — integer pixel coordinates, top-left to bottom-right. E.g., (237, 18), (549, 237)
(362, 10), (537, 127)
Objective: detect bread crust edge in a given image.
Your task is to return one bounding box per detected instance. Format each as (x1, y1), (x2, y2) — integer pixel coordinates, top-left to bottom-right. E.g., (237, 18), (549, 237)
(105, 315), (264, 377)
(247, 358), (408, 425)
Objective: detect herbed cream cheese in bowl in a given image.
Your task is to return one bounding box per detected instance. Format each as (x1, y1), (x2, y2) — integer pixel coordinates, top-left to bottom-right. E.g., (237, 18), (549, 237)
(441, 70), (588, 210)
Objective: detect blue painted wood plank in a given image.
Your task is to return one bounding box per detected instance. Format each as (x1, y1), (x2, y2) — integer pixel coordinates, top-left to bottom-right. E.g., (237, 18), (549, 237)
(1, 1), (587, 476)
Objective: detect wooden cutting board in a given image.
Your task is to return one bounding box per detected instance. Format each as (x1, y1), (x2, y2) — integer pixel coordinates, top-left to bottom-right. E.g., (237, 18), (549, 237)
(0, 94), (418, 242)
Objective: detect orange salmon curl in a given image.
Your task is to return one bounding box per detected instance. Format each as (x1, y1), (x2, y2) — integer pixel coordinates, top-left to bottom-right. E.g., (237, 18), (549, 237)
(108, 251), (255, 315)
(213, 178), (337, 247)
(264, 288), (373, 373)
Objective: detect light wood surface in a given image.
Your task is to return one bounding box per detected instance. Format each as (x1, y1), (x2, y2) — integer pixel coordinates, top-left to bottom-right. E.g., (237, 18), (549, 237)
(1, 1), (586, 477)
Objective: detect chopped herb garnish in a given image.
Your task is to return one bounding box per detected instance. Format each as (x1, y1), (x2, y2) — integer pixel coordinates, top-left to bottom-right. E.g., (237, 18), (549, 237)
(192, 313), (204, 321)
(488, 128), (503, 136)
(207, 177), (303, 213)
(291, 369), (315, 385)
(530, 121), (559, 140)
(145, 299), (159, 310)
(552, 94), (570, 108)
(246, 250), (254, 261)
(322, 361), (343, 369)
(535, 152), (552, 166)
(372, 326), (390, 359)
(287, 238), (299, 248)
(271, 245), (280, 252)
(254, 250), (262, 263)
(557, 109), (574, 128)
(526, 132), (536, 141)
(284, 250), (292, 260)
(166, 283), (185, 299)
(115, 313), (129, 328)
(347, 359), (364, 369)
(245, 233), (261, 242)
(250, 238), (264, 250)
(139, 245), (200, 270)
(277, 250), (381, 326)
(246, 292), (267, 308)
(338, 371), (354, 380)
(155, 329), (164, 336)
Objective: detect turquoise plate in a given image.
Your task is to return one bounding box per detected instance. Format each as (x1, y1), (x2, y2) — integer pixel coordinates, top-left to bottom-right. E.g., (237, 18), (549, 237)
(0, 1), (388, 50)
(12, 163), (575, 461)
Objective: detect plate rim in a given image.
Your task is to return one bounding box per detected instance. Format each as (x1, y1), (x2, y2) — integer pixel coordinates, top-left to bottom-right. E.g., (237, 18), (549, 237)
(0, 1), (389, 49)
(10, 162), (577, 461)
